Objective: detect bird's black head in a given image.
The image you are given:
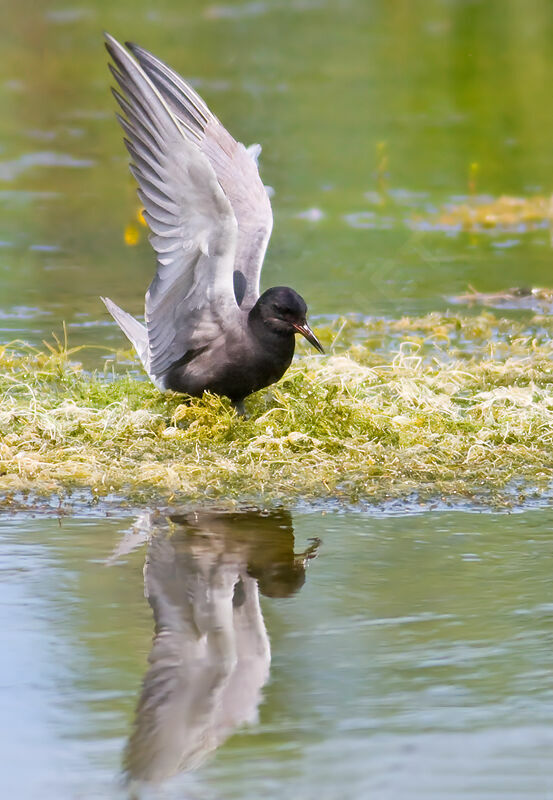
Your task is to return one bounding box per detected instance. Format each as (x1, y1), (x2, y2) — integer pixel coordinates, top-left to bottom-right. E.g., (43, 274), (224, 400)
(254, 286), (324, 353)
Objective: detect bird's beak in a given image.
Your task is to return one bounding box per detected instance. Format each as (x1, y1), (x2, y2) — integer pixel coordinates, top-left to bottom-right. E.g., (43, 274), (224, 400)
(292, 321), (325, 354)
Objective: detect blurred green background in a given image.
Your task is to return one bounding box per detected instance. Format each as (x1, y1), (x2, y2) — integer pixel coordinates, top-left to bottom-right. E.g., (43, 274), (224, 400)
(2, 0), (553, 351)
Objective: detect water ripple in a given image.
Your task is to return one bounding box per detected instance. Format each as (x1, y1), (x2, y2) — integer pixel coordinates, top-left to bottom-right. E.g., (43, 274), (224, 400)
(0, 152), (95, 182)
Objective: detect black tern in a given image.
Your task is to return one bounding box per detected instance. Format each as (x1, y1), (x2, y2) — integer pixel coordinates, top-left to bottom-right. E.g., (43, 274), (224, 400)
(102, 35), (324, 414)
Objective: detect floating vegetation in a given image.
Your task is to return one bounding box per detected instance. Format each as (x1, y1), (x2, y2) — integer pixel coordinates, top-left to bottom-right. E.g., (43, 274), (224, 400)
(451, 285), (553, 313)
(2, 312), (553, 511)
(412, 194), (553, 234)
(355, 186), (553, 237)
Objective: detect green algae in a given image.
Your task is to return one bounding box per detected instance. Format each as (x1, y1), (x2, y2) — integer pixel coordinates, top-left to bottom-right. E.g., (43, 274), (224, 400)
(2, 312), (553, 511)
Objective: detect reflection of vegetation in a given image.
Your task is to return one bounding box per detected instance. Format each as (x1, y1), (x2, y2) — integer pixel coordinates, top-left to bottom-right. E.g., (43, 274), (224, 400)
(3, 312), (553, 508)
(375, 141), (389, 205)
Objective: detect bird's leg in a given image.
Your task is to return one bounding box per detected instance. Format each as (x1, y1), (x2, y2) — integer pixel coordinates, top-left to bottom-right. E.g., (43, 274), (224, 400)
(233, 400), (249, 418)
(295, 537), (322, 567)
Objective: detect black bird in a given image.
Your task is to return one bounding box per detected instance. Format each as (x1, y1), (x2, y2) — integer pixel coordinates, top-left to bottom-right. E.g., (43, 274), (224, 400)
(101, 35), (324, 414)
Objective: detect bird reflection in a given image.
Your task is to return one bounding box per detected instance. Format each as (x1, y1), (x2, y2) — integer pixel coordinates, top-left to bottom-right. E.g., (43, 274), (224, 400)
(122, 509), (319, 784)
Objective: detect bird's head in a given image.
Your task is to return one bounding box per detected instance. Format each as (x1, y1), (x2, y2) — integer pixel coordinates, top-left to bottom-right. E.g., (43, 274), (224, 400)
(255, 287), (324, 353)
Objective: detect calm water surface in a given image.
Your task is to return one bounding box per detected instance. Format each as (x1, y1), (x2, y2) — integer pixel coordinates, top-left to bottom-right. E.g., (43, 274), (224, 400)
(1, 508), (553, 799)
(3, 0), (553, 348)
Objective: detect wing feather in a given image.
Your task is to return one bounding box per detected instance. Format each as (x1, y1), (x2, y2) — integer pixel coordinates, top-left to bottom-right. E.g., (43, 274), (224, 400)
(105, 34), (239, 379)
(126, 41), (273, 311)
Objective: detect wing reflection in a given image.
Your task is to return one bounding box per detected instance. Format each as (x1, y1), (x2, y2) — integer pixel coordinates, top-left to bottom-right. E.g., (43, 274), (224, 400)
(124, 509), (319, 784)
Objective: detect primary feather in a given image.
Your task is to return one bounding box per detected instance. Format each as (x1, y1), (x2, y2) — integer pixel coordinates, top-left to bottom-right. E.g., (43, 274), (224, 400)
(126, 41), (273, 312)
(104, 34), (243, 381)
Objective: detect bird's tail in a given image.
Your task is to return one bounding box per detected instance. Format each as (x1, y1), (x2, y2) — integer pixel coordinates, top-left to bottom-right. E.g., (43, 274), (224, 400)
(101, 296), (163, 389)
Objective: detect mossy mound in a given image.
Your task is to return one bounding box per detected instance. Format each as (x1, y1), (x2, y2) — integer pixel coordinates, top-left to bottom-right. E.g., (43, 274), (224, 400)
(2, 311), (553, 511)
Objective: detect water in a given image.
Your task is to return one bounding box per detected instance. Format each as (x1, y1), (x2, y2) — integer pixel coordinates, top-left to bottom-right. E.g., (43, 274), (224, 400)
(2, 508), (553, 799)
(4, 0), (553, 350)
(3, 0), (553, 795)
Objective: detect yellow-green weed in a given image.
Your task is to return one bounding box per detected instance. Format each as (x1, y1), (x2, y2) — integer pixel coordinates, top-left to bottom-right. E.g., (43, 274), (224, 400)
(1, 311), (553, 510)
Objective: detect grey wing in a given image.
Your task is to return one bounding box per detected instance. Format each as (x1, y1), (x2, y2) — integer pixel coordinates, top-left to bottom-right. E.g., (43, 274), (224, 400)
(105, 35), (240, 380)
(126, 41), (273, 311)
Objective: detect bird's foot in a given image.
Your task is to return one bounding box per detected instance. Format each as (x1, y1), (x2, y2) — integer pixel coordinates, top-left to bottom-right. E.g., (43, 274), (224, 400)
(296, 537), (322, 566)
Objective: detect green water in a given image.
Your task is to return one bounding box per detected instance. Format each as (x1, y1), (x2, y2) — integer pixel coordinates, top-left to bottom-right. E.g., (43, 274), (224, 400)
(3, 0), (553, 349)
(2, 509), (553, 798)
(3, 0), (553, 796)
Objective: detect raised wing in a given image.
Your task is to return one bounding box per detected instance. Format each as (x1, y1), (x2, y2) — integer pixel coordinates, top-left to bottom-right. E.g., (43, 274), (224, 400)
(126, 41), (273, 311)
(105, 34), (239, 379)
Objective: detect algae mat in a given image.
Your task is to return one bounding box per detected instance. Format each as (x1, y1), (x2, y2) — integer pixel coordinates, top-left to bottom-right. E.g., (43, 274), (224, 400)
(2, 312), (553, 510)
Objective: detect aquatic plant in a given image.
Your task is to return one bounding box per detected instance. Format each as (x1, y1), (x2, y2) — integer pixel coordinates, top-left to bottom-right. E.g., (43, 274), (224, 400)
(424, 193), (553, 233)
(2, 311), (553, 511)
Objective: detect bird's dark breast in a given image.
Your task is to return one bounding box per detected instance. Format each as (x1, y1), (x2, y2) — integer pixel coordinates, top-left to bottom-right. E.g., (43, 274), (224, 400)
(163, 335), (296, 402)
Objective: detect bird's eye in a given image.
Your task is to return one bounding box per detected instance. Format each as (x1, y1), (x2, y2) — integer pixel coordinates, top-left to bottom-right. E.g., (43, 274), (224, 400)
(273, 304), (288, 315)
